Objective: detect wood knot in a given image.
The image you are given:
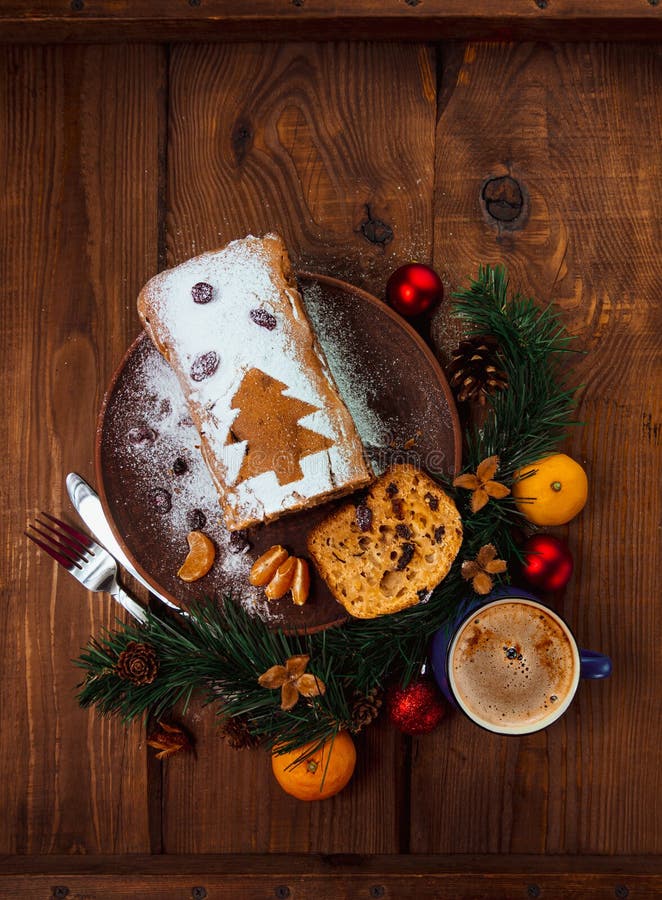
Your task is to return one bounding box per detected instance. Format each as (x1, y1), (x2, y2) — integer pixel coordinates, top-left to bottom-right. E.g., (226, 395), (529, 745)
(358, 204), (394, 248)
(231, 120), (253, 165)
(481, 176), (525, 225)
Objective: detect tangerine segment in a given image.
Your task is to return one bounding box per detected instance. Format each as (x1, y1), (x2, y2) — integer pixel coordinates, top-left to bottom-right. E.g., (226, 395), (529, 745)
(265, 556), (297, 600)
(271, 731), (356, 801)
(177, 530), (216, 582)
(249, 545), (289, 586)
(512, 453), (588, 526)
(291, 558), (310, 606)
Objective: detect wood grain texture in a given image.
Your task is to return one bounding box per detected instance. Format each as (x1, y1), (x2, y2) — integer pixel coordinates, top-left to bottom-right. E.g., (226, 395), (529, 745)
(162, 41), (436, 854)
(0, 2), (660, 43)
(0, 44), (165, 853)
(418, 41), (662, 855)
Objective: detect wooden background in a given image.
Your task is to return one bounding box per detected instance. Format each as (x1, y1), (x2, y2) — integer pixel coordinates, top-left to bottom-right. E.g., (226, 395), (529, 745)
(1, 21), (661, 899)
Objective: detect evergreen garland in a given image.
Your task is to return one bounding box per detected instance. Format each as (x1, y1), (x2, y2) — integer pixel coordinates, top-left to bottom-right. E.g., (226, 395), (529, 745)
(75, 265), (580, 753)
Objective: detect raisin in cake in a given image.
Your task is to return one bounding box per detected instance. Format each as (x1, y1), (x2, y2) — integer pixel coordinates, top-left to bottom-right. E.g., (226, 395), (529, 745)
(137, 234), (373, 531)
(307, 465), (462, 618)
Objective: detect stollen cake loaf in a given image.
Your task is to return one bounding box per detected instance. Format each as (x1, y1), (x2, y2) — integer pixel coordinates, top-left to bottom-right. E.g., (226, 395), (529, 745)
(307, 465), (462, 618)
(137, 234), (373, 531)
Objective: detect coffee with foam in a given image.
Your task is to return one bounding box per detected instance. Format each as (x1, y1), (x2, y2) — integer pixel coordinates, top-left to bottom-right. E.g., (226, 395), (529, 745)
(449, 599), (579, 734)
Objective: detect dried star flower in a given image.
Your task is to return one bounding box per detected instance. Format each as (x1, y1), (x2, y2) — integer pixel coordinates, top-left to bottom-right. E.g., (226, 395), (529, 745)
(453, 455), (510, 513)
(147, 720), (193, 760)
(461, 543), (508, 594)
(257, 654), (326, 711)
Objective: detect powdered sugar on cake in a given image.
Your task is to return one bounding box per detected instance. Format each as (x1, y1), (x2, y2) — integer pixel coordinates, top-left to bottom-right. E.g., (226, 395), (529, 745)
(138, 234), (372, 530)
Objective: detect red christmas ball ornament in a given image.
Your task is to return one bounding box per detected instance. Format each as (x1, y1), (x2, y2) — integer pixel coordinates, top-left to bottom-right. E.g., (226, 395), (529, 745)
(520, 534), (574, 592)
(386, 678), (446, 735)
(385, 263), (444, 318)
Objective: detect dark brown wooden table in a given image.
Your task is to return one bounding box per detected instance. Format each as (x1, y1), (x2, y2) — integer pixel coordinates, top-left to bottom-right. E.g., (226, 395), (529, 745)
(1, 4), (661, 897)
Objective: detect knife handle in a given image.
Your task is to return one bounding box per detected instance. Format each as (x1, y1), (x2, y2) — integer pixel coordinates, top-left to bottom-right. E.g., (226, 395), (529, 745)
(109, 584), (149, 624)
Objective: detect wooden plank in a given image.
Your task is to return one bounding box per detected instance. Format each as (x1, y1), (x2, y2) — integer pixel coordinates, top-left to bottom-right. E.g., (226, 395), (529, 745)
(0, 44), (165, 853)
(1, 855), (661, 899)
(162, 40), (436, 853)
(0, 2), (661, 43)
(4, 851), (662, 874)
(416, 42), (662, 855)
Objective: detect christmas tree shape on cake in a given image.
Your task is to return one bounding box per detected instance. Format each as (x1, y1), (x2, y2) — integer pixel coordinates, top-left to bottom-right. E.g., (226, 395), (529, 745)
(227, 368), (334, 486)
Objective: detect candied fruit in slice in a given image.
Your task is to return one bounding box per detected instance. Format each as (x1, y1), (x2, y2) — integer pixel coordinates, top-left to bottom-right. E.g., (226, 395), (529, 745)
(249, 308), (277, 330)
(356, 503), (372, 532)
(396, 542), (415, 570)
(190, 350), (219, 382)
(191, 281), (213, 304)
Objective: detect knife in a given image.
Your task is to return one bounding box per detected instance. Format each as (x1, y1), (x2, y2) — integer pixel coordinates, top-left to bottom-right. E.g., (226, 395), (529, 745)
(66, 472), (182, 613)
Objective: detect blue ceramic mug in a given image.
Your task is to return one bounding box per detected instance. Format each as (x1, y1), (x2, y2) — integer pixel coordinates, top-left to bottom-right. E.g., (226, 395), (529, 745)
(430, 587), (611, 735)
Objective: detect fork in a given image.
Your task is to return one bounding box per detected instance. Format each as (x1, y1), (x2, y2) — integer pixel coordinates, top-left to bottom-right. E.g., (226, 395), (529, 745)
(26, 513), (148, 624)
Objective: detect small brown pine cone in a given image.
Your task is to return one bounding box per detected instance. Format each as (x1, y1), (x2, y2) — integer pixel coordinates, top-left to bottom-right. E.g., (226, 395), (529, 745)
(447, 334), (508, 405)
(350, 688), (383, 734)
(116, 641), (159, 685)
(220, 715), (262, 750)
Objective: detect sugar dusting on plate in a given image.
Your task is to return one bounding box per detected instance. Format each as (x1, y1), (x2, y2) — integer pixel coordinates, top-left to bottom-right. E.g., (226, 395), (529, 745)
(110, 340), (274, 619)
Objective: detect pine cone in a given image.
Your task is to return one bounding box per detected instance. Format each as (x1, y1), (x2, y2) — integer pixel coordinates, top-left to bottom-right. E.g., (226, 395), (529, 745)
(446, 334), (508, 405)
(220, 715), (261, 750)
(349, 688), (383, 734)
(116, 641), (159, 685)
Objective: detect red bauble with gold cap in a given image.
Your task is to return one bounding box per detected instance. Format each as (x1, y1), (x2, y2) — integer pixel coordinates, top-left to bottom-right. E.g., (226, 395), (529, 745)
(386, 263), (444, 318)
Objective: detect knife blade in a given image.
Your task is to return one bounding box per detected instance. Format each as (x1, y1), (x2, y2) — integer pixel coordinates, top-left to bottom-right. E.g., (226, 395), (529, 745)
(66, 472), (182, 613)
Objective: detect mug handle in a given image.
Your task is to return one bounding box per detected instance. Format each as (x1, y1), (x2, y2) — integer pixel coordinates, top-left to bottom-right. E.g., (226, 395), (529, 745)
(579, 648), (612, 679)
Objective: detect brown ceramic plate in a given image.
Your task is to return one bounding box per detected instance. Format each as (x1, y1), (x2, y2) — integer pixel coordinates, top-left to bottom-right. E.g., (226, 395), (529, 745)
(96, 272), (461, 632)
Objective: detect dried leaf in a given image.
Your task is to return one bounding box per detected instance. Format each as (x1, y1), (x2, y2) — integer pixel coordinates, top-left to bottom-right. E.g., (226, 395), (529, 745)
(476, 455), (499, 483)
(461, 560), (481, 580)
(473, 571), (494, 595)
(285, 654), (310, 678)
(476, 544), (497, 566)
(485, 481), (510, 499)
(470, 488), (489, 513)
(280, 680), (300, 711)
(258, 665), (287, 689)
(453, 473), (480, 491)
(296, 673), (326, 698)
(485, 558), (508, 575)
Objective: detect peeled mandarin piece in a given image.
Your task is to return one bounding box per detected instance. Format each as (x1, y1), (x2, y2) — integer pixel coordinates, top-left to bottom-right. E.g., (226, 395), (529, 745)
(265, 556), (297, 600)
(291, 558), (310, 606)
(177, 530), (215, 582)
(249, 545), (289, 586)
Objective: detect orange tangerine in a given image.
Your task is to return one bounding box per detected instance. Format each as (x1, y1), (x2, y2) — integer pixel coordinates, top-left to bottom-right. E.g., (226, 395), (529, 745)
(265, 556), (297, 600)
(272, 731), (356, 801)
(177, 530), (216, 582)
(512, 453), (588, 526)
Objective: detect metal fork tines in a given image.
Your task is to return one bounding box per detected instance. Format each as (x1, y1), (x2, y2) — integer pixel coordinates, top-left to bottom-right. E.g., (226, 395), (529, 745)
(26, 512), (148, 623)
